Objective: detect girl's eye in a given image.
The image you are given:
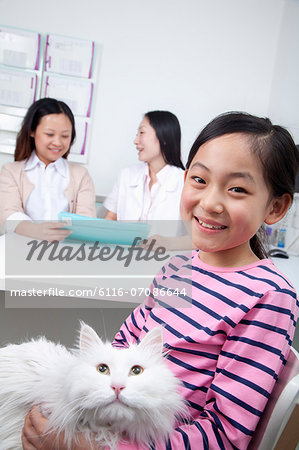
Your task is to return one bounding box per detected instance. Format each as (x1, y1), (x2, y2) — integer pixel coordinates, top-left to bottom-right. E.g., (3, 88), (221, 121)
(97, 363), (110, 375)
(129, 365), (144, 376)
(230, 187), (247, 193)
(192, 176), (205, 184)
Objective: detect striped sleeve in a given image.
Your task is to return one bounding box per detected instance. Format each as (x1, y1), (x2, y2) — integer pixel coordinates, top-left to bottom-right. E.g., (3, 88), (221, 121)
(200, 289), (295, 449)
(113, 304), (151, 347)
(111, 255), (298, 449)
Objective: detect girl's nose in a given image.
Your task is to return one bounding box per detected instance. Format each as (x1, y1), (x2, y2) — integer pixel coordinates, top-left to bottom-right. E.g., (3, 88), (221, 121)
(200, 187), (224, 214)
(134, 135), (139, 145)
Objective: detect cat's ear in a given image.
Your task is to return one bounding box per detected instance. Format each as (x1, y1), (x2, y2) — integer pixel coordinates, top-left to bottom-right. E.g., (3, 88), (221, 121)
(78, 321), (103, 352)
(138, 327), (164, 356)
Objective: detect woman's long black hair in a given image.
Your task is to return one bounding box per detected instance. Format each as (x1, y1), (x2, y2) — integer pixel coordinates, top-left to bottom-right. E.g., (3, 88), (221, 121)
(145, 110), (185, 170)
(15, 97), (76, 161)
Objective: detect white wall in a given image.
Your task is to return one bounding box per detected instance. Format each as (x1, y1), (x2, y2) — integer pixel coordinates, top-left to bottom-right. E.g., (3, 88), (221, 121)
(0, 0), (297, 196)
(0, 0), (299, 346)
(268, 0), (299, 141)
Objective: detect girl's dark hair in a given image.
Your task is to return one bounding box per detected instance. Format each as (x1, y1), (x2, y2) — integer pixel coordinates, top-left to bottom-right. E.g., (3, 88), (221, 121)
(186, 111), (299, 259)
(15, 97), (76, 161)
(145, 110), (185, 169)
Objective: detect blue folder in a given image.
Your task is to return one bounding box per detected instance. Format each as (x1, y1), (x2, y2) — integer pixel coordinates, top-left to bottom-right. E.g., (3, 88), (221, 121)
(58, 212), (150, 245)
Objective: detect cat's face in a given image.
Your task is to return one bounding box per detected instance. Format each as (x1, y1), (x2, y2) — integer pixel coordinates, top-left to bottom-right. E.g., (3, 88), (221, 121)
(65, 324), (177, 427)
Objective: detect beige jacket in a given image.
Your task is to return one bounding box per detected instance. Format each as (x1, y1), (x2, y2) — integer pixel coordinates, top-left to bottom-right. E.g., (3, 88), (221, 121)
(0, 160), (96, 227)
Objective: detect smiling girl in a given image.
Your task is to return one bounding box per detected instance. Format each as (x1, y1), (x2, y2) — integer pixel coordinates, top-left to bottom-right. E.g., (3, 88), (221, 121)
(182, 129), (288, 266)
(0, 98), (96, 241)
(22, 112), (298, 449)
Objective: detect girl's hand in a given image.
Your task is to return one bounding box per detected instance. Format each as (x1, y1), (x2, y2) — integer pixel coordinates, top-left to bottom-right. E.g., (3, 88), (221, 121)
(22, 406), (60, 449)
(15, 221), (71, 242)
(22, 406), (103, 450)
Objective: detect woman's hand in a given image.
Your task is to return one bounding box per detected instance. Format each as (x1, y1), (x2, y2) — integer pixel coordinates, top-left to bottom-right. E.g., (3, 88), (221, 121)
(15, 221), (71, 242)
(104, 210), (117, 220)
(22, 406), (103, 450)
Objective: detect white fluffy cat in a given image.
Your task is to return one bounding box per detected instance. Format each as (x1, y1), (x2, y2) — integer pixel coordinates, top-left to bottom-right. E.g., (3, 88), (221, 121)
(0, 322), (186, 449)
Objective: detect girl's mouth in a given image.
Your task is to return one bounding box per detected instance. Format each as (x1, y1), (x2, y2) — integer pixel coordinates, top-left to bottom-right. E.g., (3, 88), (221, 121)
(194, 216), (227, 230)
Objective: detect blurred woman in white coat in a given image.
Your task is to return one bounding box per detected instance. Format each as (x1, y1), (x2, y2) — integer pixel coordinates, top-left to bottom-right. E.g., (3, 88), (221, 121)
(104, 110), (185, 222)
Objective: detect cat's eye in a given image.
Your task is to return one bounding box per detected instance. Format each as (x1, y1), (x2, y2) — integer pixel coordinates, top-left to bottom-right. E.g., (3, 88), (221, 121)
(130, 365), (144, 376)
(97, 363), (110, 375)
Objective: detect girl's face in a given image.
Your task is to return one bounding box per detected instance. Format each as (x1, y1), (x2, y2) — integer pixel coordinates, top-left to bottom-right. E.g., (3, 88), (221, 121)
(180, 133), (276, 267)
(31, 113), (72, 167)
(134, 117), (164, 167)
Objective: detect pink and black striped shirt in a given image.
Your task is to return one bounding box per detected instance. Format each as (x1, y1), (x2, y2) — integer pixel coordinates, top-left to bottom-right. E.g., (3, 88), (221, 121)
(113, 251), (298, 449)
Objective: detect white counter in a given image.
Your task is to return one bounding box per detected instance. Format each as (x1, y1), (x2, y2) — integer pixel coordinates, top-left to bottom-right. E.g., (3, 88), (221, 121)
(0, 234), (298, 294)
(270, 255), (299, 293)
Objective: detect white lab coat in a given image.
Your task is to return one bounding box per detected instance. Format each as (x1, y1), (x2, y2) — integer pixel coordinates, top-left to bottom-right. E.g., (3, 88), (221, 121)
(103, 162), (185, 222)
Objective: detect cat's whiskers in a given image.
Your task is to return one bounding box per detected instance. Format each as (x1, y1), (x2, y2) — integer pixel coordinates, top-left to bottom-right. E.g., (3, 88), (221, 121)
(49, 396), (86, 433)
(50, 401), (93, 448)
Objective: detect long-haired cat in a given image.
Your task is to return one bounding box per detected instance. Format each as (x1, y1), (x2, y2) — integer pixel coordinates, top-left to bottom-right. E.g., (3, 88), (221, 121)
(0, 323), (186, 449)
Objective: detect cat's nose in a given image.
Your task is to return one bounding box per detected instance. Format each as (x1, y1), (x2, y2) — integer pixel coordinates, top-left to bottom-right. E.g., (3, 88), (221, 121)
(111, 384), (125, 398)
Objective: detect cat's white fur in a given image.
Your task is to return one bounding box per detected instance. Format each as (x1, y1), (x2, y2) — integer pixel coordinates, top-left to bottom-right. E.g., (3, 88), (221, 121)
(0, 323), (186, 449)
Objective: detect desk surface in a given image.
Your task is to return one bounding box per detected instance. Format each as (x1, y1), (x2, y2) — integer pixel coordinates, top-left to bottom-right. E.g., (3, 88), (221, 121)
(0, 234), (189, 308)
(1, 234), (298, 295)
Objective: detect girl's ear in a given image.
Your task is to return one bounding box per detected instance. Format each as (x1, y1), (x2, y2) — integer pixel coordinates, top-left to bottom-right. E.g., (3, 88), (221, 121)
(264, 193), (292, 225)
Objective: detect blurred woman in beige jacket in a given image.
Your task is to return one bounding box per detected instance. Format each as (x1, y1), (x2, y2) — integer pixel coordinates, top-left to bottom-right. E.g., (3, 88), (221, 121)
(0, 98), (95, 241)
